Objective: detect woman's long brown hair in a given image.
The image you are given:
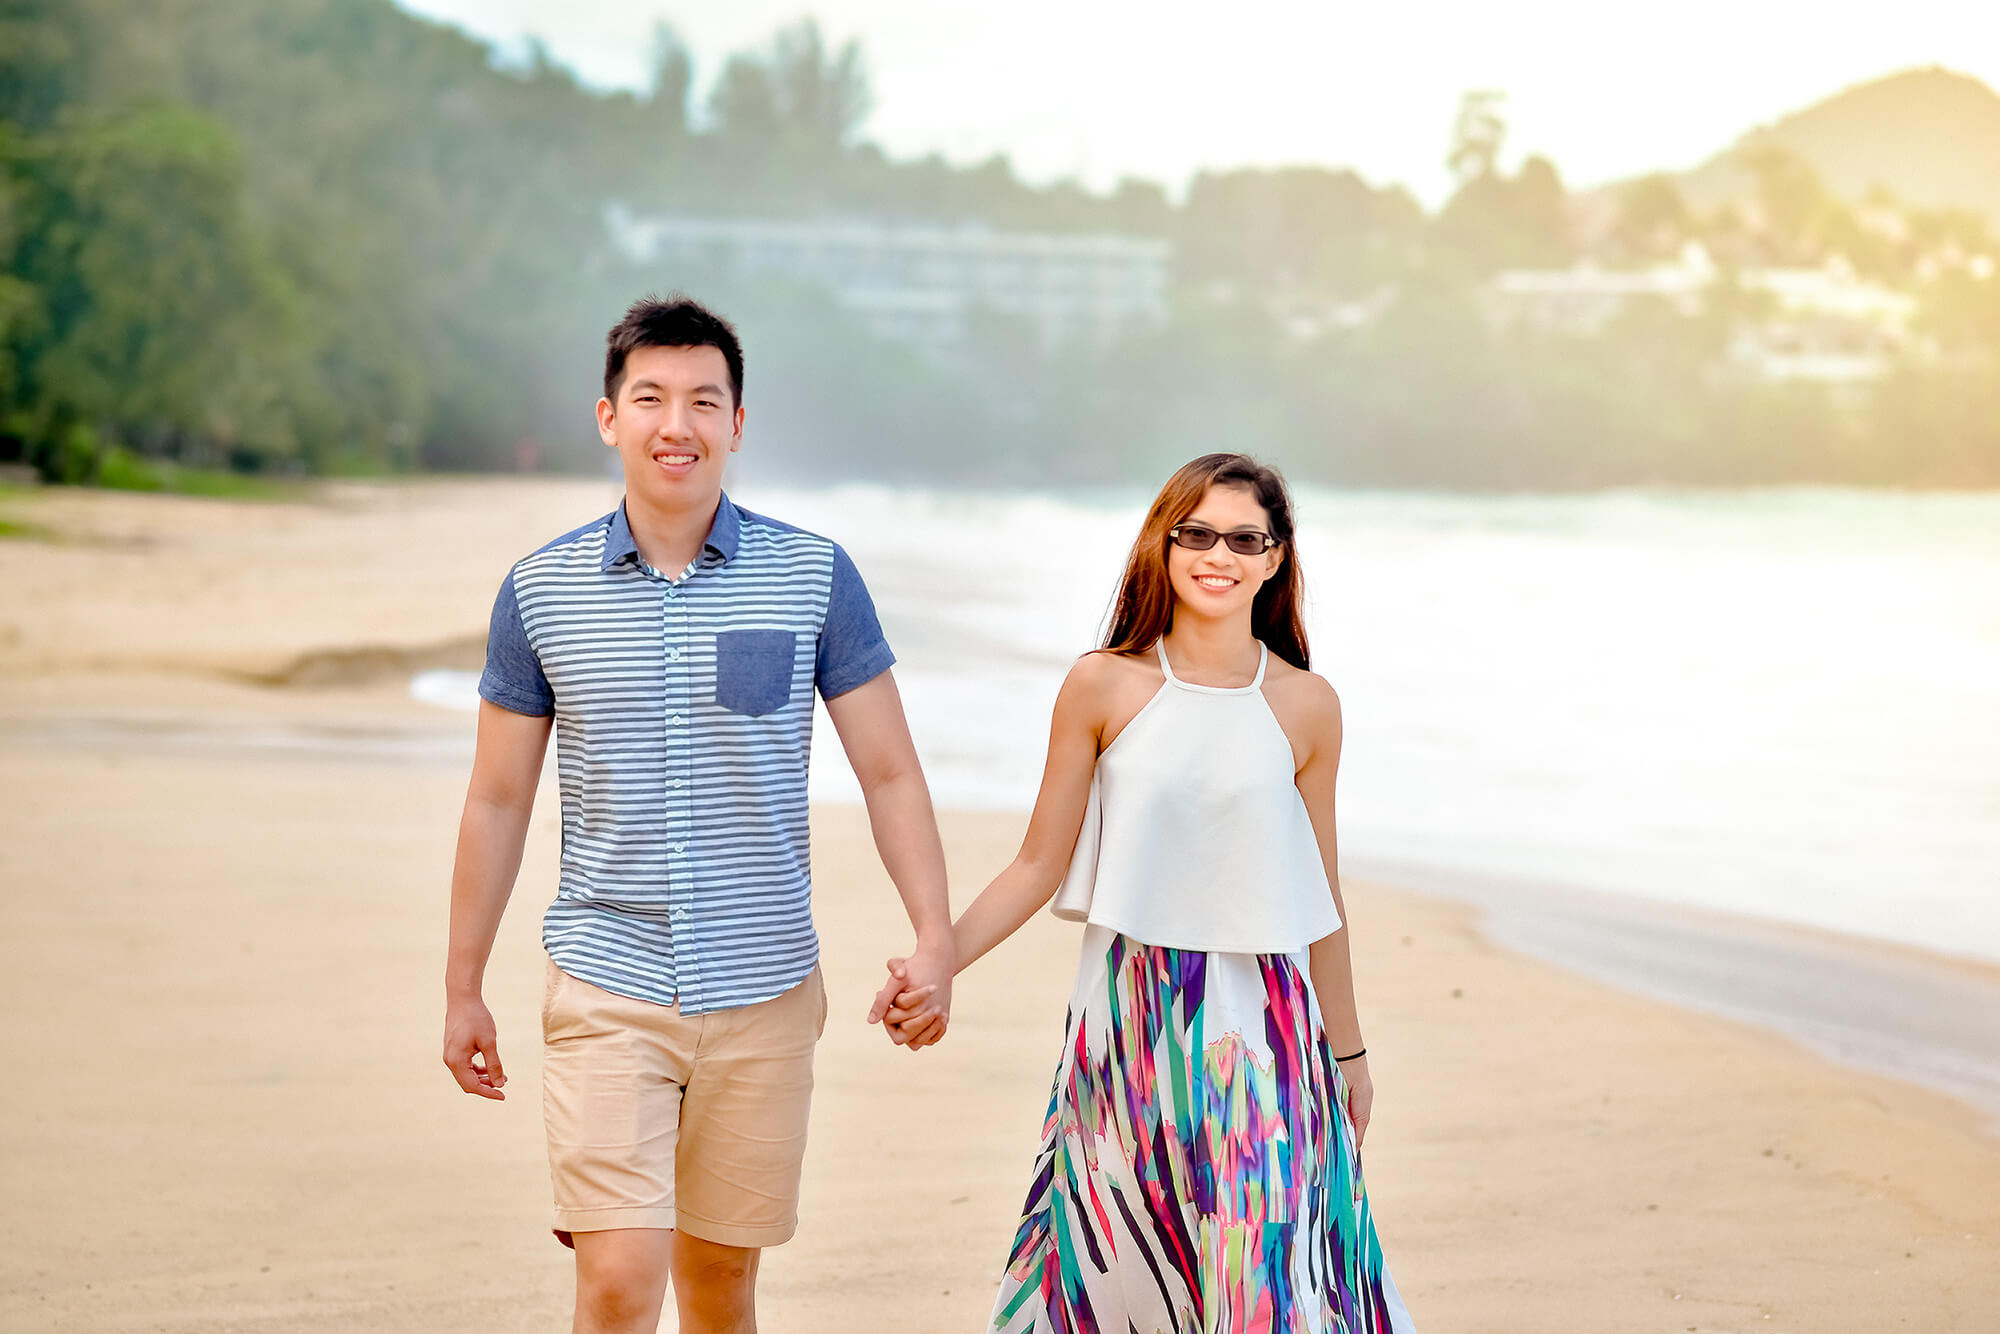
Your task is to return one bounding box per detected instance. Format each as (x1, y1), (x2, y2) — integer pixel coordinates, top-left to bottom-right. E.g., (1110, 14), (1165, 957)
(1101, 453), (1311, 670)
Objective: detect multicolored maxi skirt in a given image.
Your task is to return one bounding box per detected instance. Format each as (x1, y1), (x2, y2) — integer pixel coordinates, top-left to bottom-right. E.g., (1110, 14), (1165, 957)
(989, 925), (1415, 1334)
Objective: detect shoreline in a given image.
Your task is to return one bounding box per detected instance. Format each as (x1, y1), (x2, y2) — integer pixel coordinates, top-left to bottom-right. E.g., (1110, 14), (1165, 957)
(6, 667), (1999, 1139)
(1350, 854), (2000, 1134)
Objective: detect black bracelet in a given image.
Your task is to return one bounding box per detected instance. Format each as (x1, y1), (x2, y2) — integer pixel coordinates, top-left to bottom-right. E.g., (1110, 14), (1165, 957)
(1334, 1046), (1367, 1063)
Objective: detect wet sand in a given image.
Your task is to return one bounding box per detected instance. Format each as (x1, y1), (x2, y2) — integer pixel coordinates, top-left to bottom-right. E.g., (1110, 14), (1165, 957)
(3, 479), (1998, 1332)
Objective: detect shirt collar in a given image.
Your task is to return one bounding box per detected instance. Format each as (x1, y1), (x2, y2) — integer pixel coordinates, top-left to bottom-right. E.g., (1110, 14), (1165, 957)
(705, 491), (742, 564)
(601, 493), (742, 573)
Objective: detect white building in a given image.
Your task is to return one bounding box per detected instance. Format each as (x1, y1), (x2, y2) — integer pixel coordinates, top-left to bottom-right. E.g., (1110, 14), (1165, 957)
(1485, 243), (1921, 382)
(1733, 261), (1919, 383)
(607, 207), (1172, 354)
(1487, 243), (1716, 335)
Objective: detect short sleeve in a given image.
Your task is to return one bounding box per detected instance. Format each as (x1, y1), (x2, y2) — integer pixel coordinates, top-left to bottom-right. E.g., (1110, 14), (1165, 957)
(816, 544), (896, 700)
(477, 570), (555, 716)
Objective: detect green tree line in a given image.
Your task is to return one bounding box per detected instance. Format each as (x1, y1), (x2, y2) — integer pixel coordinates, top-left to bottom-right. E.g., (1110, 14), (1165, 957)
(2, 1), (1996, 490)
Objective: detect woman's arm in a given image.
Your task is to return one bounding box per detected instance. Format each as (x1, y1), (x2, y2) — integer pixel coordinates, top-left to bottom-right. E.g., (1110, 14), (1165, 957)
(1294, 678), (1375, 1144)
(867, 656), (1106, 1035)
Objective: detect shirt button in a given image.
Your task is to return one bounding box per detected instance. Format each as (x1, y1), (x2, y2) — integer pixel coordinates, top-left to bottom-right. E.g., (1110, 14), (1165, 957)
(667, 648), (681, 662)
(668, 713), (683, 726)
(674, 840), (688, 854)
(671, 778), (685, 790)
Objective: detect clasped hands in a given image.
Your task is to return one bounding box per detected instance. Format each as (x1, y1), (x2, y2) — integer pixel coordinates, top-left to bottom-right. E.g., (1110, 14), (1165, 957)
(864, 935), (954, 1051)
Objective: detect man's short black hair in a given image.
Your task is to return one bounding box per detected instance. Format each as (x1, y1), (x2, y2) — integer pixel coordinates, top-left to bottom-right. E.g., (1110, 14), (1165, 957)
(603, 294), (744, 407)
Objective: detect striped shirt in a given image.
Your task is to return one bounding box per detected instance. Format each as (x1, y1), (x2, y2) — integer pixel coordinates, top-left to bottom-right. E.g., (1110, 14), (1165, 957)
(478, 494), (894, 1015)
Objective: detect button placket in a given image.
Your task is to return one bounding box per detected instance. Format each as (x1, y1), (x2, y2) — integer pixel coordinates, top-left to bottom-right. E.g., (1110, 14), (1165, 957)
(661, 572), (697, 1008)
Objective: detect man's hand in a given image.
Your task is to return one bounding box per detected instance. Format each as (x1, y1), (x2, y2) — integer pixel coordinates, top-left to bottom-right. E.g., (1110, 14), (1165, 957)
(443, 994), (507, 1100)
(865, 936), (954, 1050)
(868, 971), (934, 1038)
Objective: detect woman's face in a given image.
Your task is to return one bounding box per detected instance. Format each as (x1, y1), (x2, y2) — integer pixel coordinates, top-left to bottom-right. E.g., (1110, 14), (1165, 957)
(1165, 483), (1285, 622)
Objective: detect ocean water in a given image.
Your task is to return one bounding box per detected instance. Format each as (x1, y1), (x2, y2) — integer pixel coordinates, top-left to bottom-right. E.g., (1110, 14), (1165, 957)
(416, 484), (2000, 967)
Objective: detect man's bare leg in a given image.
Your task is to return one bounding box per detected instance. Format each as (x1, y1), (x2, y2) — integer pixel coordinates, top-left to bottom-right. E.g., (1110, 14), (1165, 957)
(572, 1229), (672, 1334)
(670, 1231), (761, 1334)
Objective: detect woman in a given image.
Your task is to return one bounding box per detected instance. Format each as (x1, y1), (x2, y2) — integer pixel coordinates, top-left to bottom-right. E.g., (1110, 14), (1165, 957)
(874, 453), (1414, 1331)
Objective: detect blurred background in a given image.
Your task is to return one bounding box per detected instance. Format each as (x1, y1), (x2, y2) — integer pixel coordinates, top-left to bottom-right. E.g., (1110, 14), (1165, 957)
(5, 3), (2000, 1329)
(6, 1), (2000, 489)
(5, 0), (1998, 1032)
(4, 0), (1998, 1019)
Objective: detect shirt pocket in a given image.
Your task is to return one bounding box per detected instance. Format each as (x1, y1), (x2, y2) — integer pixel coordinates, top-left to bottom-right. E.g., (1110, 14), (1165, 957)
(714, 629), (800, 717)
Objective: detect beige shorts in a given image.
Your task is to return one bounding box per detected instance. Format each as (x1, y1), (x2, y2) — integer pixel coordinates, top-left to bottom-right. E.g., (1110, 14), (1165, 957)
(541, 958), (827, 1249)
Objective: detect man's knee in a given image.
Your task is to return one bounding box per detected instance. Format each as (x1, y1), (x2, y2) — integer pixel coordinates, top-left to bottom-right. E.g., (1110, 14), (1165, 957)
(577, 1282), (656, 1332)
(574, 1232), (672, 1331)
(671, 1234), (759, 1319)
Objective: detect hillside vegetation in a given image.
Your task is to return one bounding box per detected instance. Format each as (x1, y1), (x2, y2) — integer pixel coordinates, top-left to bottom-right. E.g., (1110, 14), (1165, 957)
(2, 2), (1997, 490)
(1676, 68), (2000, 222)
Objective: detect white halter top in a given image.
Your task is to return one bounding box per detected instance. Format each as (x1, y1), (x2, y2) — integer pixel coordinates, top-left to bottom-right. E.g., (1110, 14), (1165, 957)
(1050, 641), (1343, 953)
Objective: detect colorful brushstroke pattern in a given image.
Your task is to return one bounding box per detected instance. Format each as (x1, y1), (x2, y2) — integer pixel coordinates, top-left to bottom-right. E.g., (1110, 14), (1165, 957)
(989, 928), (1414, 1333)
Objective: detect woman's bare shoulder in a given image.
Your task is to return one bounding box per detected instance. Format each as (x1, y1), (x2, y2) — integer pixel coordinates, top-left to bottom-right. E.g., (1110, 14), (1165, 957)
(1066, 647), (1161, 692)
(1262, 656), (1343, 733)
(1064, 648), (1167, 745)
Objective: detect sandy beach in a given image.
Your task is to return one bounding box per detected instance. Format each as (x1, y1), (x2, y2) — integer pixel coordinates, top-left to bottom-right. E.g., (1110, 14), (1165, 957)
(4, 479), (1998, 1333)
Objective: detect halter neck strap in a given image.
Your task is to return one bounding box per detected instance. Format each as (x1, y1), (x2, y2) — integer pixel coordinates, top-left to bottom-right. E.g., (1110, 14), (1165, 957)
(1155, 640), (1268, 693)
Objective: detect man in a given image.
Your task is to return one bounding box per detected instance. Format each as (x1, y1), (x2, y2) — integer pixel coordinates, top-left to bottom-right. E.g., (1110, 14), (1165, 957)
(443, 295), (952, 1334)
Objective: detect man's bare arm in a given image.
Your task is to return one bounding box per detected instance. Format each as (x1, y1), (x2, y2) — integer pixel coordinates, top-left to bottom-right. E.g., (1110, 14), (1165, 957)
(443, 700), (553, 1100)
(822, 670), (954, 1047)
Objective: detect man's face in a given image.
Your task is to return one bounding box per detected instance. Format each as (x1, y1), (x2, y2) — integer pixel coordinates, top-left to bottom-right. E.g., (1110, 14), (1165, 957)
(596, 344), (743, 509)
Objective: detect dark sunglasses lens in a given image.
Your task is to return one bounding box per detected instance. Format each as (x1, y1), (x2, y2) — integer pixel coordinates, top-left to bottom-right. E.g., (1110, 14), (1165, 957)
(1223, 532), (1269, 555)
(1174, 526), (1219, 550)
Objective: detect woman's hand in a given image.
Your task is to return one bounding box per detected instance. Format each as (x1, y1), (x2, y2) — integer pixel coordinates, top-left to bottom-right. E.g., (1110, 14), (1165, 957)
(1338, 1053), (1373, 1148)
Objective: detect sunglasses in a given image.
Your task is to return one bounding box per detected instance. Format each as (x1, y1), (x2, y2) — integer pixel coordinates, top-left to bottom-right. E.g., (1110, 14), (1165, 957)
(1169, 524), (1277, 556)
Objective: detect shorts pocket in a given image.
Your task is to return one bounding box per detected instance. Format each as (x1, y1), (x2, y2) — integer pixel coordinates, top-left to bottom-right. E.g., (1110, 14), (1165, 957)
(542, 958), (565, 1036)
(714, 629), (798, 717)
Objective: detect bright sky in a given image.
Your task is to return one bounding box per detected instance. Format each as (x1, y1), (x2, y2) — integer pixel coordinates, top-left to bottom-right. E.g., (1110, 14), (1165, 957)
(396, 0), (2000, 205)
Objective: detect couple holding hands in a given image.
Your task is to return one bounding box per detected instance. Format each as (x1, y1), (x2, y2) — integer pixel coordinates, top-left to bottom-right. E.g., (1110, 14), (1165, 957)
(443, 295), (1413, 1333)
